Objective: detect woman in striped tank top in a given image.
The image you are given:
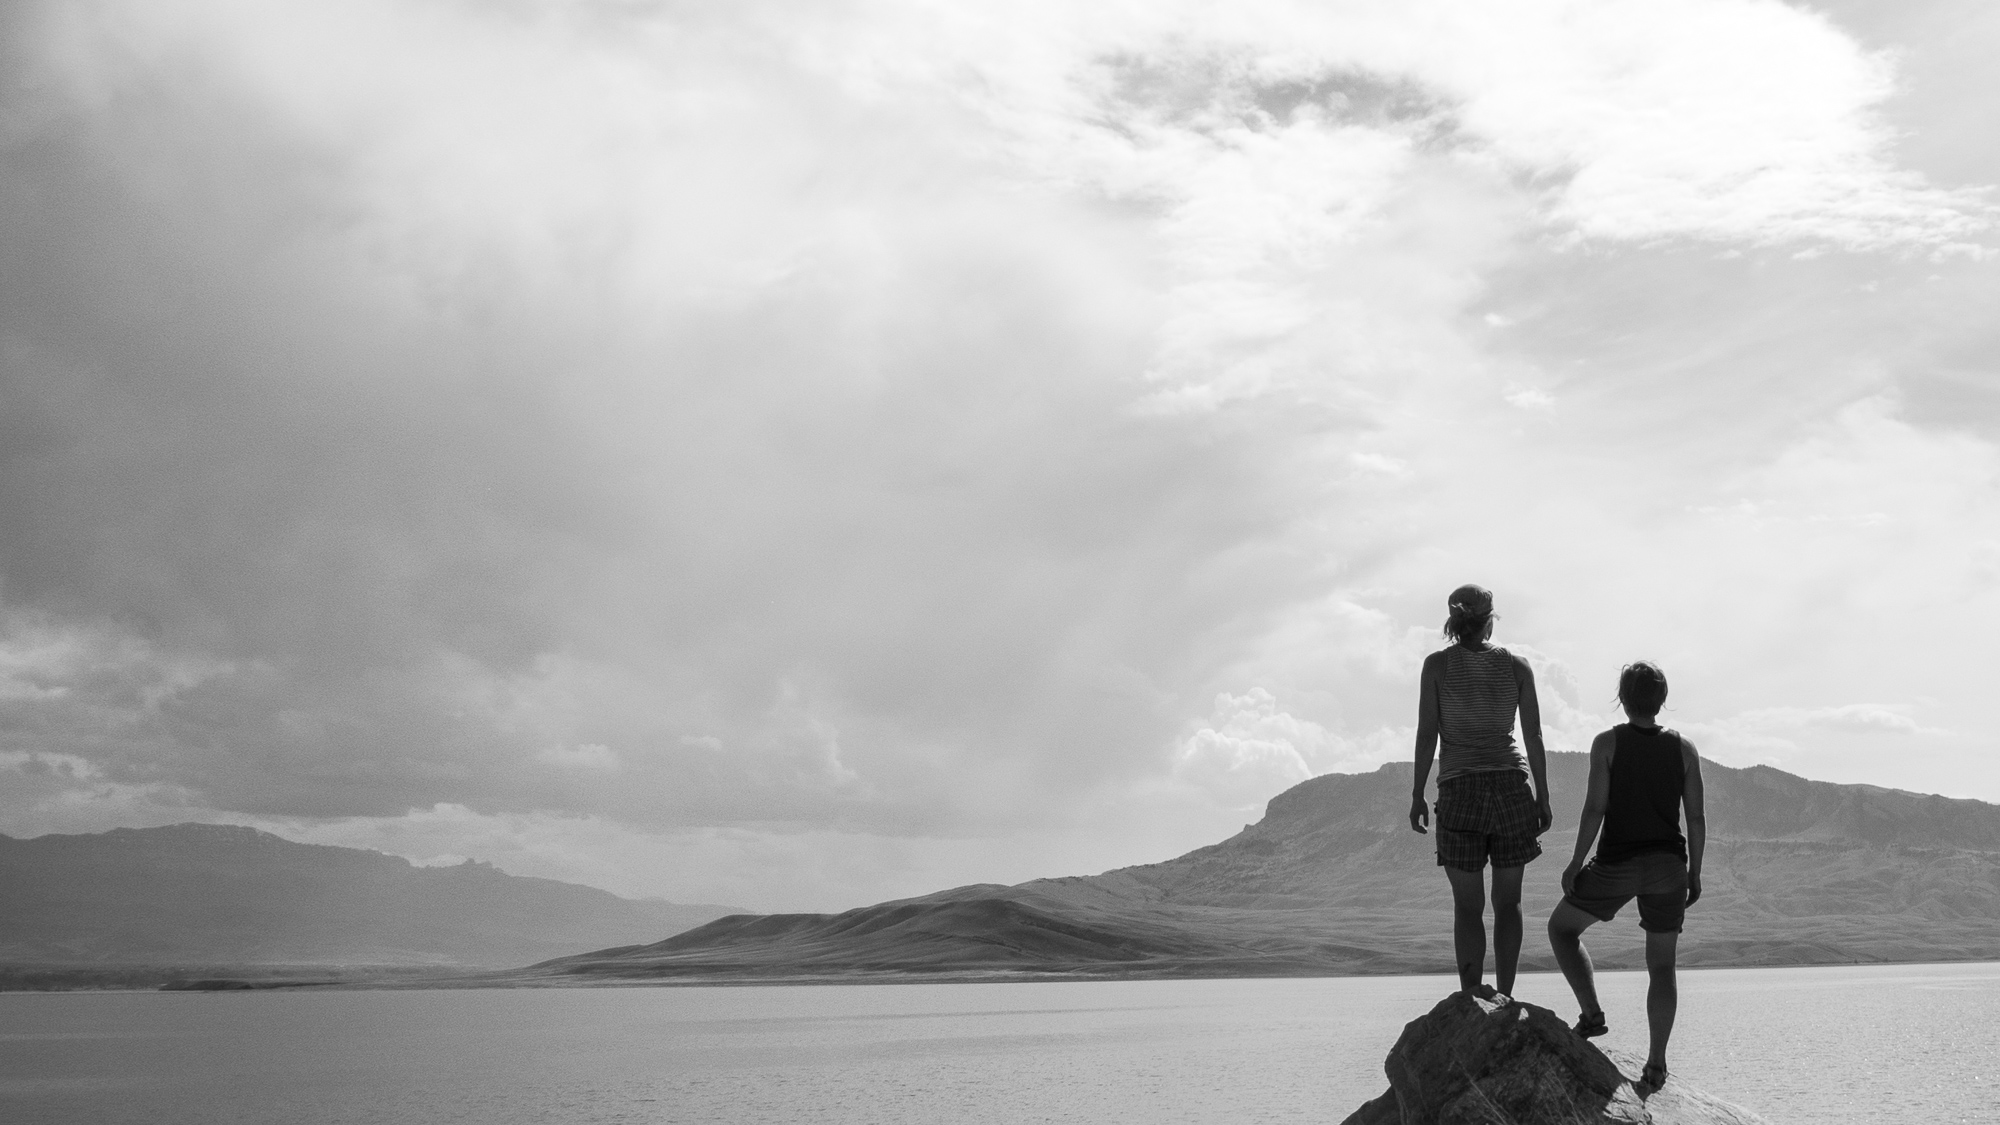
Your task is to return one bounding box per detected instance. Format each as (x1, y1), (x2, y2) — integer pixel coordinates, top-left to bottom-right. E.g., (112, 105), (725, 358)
(1409, 584), (1553, 996)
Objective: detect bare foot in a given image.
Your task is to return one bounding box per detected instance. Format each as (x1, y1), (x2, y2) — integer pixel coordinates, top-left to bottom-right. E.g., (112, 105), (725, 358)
(1639, 1059), (1668, 1091)
(1572, 1011), (1607, 1039)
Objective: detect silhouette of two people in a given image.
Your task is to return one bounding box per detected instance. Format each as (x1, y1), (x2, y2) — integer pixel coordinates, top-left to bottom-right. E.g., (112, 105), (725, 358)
(1410, 584), (1707, 1092)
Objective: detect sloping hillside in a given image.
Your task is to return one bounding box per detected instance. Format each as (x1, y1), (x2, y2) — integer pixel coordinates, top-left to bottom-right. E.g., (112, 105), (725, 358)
(523, 752), (2000, 981)
(0, 823), (743, 969)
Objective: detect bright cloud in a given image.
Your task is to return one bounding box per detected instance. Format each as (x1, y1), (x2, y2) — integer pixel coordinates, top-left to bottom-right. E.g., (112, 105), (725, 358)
(1178, 685), (1417, 809)
(1177, 688), (1324, 803)
(535, 743), (621, 772)
(1719, 704), (1948, 737)
(1504, 387), (1555, 411)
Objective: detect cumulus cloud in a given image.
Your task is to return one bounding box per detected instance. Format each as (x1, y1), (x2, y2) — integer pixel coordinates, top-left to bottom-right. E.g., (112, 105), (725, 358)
(1177, 688), (1321, 801)
(1683, 702), (1950, 776)
(4, 0), (1998, 902)
(1718, 704), (1948, 737)
(1504, 387), (1555, 411)
(1350, 452), (1408, 476)
(536, 743), (620, 772)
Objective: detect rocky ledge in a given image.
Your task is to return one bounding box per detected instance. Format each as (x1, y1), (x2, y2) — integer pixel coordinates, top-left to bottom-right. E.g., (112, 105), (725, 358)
(1341, 988), (1768, 1125)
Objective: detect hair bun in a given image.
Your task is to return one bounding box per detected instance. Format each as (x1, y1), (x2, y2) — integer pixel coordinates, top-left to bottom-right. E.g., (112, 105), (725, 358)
(1442, 584), (1495, 641)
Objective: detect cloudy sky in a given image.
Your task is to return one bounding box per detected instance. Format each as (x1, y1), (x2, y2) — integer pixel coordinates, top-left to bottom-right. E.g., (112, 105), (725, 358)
(3, 0), (1997, 912)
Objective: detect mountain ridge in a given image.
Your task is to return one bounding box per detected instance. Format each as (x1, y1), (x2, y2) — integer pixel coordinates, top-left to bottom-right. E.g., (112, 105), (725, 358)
(0, 822), (745, 971)
(514, 752), (2000, 982)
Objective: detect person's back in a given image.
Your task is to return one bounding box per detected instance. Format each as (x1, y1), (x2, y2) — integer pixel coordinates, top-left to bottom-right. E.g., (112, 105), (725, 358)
(1436, 644), (1524, 782)
(1545, 661), (1706, 1093)
(1598, 725), (1687, 865)
(1408, 584), (1553, 997)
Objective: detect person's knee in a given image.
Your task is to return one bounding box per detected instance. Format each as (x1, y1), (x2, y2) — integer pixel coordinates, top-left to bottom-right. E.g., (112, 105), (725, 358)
(1548, 904), (1592, 940)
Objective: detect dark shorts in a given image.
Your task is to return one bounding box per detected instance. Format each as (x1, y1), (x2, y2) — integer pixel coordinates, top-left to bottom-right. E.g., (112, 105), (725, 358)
(1563, 852), (1689, 933)
(1433, 770), (1543, 872)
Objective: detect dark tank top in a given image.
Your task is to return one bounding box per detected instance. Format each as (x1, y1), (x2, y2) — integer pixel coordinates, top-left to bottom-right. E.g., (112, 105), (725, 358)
(1596, 724), (1688, 864)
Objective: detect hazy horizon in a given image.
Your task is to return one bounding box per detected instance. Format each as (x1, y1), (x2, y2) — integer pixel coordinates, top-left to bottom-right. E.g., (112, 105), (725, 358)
(1, 747), (1977, 916)
(5, 0), (1999, 914)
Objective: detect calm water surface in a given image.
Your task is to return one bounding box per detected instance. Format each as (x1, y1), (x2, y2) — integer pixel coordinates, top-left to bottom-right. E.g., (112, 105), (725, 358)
(2, 962), (1994, 1124)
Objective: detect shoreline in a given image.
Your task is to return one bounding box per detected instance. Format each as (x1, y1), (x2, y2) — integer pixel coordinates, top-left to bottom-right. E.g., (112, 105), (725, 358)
(7, 955), (2000, 993)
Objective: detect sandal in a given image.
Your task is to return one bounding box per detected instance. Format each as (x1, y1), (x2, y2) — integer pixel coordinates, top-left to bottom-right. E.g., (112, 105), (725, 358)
(1572, 1011), (1607, 1039)
(1639, 1060), (1668, 1090)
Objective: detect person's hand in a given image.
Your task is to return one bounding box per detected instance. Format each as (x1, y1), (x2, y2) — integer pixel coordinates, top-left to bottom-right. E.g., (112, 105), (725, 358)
(1561, 862), (1581, 897)
(1409, 795), (1429, 834)
(1536, 798), (1553, 834)
(1686, 872), (1702, 908)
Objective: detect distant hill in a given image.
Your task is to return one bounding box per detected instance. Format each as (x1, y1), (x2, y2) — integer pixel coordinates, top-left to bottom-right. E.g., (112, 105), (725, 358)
(0, 823), (744, 970)
(518, 753), (2000, 982)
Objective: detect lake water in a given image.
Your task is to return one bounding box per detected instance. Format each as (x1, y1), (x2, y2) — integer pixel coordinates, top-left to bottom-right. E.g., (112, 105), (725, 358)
(2, 962), (1995, 1124)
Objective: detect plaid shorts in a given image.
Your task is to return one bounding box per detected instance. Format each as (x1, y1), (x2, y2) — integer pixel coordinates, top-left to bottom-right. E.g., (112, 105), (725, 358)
(1434, 769), (1543, 871)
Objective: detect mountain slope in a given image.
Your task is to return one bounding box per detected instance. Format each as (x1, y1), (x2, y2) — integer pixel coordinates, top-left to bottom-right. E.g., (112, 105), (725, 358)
(0, 823), (744, 969)
(524, 753), (2000, 981)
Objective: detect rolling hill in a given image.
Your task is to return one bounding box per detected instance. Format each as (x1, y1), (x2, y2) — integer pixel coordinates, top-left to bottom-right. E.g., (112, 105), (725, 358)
(0, 823), (744, 972)
(517, 752), (2000, 982)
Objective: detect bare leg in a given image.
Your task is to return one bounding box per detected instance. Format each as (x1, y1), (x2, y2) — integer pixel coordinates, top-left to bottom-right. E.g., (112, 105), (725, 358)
(1643, 930), (1679, 1085)
(1490, 865), (1524, 996)
(1547, 901), (1602, 1020)
(1443, 864), (1487, 992)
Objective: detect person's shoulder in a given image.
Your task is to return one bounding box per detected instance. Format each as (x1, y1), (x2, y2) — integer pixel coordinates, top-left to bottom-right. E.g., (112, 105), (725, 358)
(1421, 648), (1449, 672)
(1589, 728), (1617, 755)
(1667, 729), (1701, 764)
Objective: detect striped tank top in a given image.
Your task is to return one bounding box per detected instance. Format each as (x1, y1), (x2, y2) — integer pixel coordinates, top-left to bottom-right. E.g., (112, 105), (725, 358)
(1436, 643), (1525, 781)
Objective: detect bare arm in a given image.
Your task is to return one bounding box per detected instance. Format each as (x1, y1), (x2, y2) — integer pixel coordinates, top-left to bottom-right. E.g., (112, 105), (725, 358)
(1682, 737), (1706, 907)
(1513, 654), (1553, 832)
(1410, 652), (1443, 833)
(1562, 731), (1614, 895)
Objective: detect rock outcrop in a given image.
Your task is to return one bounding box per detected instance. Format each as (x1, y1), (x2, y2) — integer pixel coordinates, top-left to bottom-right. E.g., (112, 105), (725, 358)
(1340, 988), (1768, 1125)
